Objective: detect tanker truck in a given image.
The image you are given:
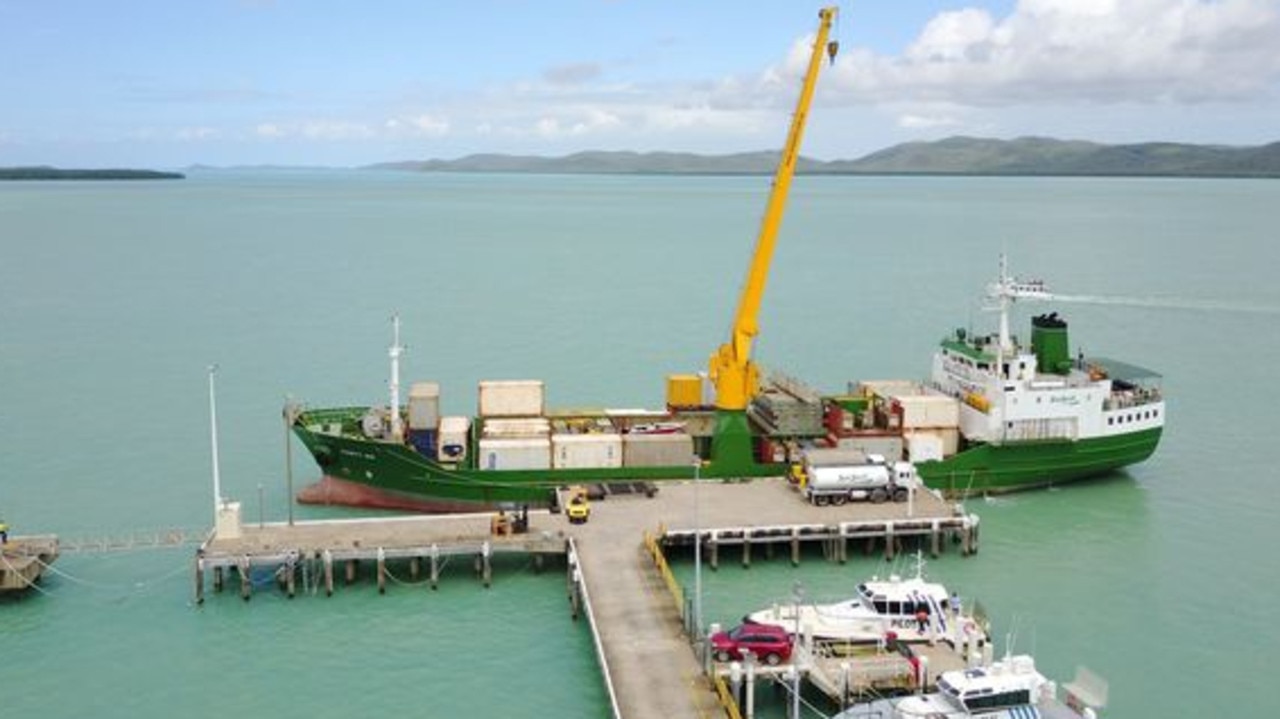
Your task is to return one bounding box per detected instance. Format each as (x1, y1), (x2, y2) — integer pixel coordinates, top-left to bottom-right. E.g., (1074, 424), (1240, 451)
(795, 449), (919, 506)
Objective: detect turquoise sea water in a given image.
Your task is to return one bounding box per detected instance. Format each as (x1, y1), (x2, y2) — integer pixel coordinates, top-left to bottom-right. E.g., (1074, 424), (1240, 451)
(2, 171), (1279, 717)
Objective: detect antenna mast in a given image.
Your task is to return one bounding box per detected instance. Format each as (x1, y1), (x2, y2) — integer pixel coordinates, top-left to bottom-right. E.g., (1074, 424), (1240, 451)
(388, 314), (404, 441)
(208, 365), (224, 513)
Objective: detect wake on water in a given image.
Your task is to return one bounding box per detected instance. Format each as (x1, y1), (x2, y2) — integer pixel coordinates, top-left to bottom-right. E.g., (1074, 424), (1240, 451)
(1050, 293), (1280, 316)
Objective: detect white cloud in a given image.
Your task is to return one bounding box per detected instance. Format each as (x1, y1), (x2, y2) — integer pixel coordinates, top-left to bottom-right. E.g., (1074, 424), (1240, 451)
(300, 120), (374, 141)
(898, 113), (960, 129)
(255, 123), (286, 138)
(543, 62), (602, 86)
(409, 114), (449, 136)
(175, 127), (219, 141)
(826, 0), (1280, 106)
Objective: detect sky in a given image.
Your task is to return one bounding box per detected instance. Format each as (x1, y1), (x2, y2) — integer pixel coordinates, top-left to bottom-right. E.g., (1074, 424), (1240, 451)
(1, 0), (1278, 168)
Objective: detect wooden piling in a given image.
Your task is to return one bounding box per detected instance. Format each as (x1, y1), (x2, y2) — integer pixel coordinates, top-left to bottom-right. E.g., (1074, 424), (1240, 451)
(742, 535), (751, 569)
(884, 522), (896, 561)
(285, 557), (296, 599)
(430, 544), (440, 590)
(409, 556), (420, 580)
(481, 542), (492, 588)
(709, 533), (719, 571)
(931, 521), (941, 558)
(194, 557), (204, 605)
(213, 565), (224, 592)
(323, 550), (334, 597)
(239, 558), (251, 601)
(376, 548), (386, 594)
(790, 528), (800, 566)
(345, 559), (357, 585)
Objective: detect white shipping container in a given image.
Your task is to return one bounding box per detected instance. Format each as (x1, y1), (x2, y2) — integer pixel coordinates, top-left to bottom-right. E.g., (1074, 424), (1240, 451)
(892, 394), (961, 429)
(408, 382), (441, 430)
(856, 379), (922, 399)
(834, 435), (905, 460)
(552, 433), (623, 469)
(802, 447), (872, 467)
(482, 417), (551, 438)
(437, 416), (471, 463)
(905, 432), (945, 463)
(478, 380), (545, 418)
(623, 433), (694, 468)
(478, 437), (551, 471)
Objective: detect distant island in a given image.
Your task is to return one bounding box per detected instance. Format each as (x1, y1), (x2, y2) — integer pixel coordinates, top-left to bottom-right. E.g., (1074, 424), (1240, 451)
(0, 166), (184, 181)
(370, 137), (1280, 178)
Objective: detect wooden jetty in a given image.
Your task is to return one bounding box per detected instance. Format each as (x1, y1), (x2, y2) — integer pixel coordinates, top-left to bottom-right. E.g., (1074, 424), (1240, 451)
(0, 535), (60, 594)
(195, 504), (566, 602)
(194, 478), (979, 719)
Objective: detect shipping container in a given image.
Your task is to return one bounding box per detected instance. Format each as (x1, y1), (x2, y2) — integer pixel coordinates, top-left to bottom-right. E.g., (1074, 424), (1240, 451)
(478, 380), (545, 418)
(438, 416), (471, 463)
(904, 432), (944, 463)
(407, 428), (438, 458)
(855, 379), (921, 399)
(552, 433), (623, 469)
(891, 394), (961, 429)
(833, 435), (904, 461)
(623, 432), (694, 468)
(478, 437), (551, 471)
(666, 374), (704, 408)
(482, 417), (551, 438)
(408, 382), (441, 430)
(802, 447), (876, 467)
(904, 429), (960, 458)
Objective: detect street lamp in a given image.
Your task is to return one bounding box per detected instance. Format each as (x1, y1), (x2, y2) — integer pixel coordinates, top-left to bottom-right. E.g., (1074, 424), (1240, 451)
(693, 455), (703, 638)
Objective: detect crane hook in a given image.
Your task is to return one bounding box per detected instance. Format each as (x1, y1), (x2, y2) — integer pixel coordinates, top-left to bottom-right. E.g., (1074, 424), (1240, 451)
(826, 40), (839, 65)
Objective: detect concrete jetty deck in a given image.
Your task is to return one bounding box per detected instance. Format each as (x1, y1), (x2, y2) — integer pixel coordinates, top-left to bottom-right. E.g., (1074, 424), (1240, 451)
(1, 535), (60, 593)
(195, 478), (978, 719)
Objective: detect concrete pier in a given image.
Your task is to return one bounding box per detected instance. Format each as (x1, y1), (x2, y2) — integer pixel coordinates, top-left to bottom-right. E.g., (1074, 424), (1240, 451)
(194, 478), (977, 719)
(0, 535), (59, 593)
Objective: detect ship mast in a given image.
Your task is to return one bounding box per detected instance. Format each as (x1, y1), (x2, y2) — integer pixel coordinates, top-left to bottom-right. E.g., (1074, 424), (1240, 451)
(388, 314), (404, 441)
(987, 254), (1051, 376)
(208, 364), (224, 512)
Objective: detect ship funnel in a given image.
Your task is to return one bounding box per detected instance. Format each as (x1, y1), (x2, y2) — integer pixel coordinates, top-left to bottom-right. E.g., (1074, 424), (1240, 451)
(1031, 313), (1072, 375)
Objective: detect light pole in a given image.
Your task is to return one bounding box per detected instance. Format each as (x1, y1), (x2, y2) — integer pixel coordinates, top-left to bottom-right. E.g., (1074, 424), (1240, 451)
(693, 456), (703, 638)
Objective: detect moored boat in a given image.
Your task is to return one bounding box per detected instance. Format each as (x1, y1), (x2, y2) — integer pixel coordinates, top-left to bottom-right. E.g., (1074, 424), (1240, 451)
(841, 653), (1107, 719)
(745, 556), (989, 646)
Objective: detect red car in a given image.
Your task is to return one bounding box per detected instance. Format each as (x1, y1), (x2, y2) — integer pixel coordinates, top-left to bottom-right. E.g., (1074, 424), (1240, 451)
(710, 622), (793, 665)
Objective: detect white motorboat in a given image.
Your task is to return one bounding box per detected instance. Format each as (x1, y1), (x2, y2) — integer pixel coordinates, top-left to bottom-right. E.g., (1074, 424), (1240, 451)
(844, 654), (1104, 719)
(746, 556), (988, 645)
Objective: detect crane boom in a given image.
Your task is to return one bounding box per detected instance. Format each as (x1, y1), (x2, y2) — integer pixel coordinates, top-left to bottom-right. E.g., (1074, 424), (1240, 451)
(709, 7), (838, 411)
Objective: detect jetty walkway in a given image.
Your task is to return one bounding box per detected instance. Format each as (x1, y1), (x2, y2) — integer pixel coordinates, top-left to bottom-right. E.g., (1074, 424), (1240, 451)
(196, 478), (978, 719)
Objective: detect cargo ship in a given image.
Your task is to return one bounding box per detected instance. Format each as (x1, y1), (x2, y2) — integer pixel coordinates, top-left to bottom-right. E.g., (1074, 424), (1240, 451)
(288, 9), (1163, 509)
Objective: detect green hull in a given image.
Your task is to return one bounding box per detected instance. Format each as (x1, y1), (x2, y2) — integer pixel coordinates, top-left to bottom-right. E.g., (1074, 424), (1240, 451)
(918, 426), (1164, 496)
(293, 407), (781, 507)
(293, 407), (1161, 507)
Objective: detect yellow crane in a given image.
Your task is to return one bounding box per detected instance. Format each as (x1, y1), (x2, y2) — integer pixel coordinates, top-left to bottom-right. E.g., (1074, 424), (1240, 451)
(709, 7), (838, 412)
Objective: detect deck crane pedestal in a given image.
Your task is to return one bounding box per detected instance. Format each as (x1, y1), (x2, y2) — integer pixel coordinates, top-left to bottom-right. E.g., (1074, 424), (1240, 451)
(705, 7), (838, 475)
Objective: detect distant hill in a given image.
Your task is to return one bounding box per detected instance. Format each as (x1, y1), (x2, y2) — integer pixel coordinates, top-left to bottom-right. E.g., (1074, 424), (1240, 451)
(373, 138), (1280, 178)
(828, 136), (1280, 177)
(370, 150), (826, 175)
(0, 166), (184, 180)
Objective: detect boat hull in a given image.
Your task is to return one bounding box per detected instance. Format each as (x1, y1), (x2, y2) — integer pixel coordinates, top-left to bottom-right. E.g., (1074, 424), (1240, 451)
(291, 410), (1161, 507)
(292, 409), (782, 508)
(918, 426), (1163, 496)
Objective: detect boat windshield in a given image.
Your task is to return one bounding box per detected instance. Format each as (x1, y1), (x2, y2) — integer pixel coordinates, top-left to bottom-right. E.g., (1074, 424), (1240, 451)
(935, 678), (966, 710)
